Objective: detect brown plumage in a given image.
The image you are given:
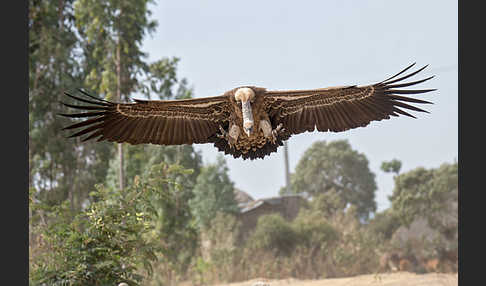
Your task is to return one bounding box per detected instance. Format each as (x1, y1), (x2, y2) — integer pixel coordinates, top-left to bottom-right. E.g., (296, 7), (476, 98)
(61, 63), (435, 160)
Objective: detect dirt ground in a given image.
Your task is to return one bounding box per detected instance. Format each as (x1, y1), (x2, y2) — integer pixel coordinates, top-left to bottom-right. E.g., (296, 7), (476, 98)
(210, 272), (458, 286)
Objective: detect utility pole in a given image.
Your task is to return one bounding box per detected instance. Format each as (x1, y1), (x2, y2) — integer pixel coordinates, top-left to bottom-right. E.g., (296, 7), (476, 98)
(116, 29), (124, 191)
(283, 141), (290, 194)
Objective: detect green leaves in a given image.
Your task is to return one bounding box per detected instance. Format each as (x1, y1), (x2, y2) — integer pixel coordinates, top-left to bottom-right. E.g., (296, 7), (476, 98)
(190, 155), (238, 228)
(29, 0), (117, 219)
(381, 159), (402, 175)
(247, 214), (299, 256)
(390, 162), (458, 230)
(283, 139), (377, 221)
(30, 0), (200, 284)
(30, 161), (199, 285)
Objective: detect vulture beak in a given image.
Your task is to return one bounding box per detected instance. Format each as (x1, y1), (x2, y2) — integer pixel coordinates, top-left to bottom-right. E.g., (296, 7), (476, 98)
(244, 125), (253, 137)
(241, 100), (254, 137)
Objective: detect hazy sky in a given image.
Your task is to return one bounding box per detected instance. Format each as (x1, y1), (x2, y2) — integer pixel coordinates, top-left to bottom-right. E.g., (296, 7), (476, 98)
(139, 0), (458, 212)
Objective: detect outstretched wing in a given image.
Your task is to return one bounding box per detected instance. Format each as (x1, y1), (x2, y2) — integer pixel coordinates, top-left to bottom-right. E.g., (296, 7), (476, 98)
(60, 90), (230, 145)
(265, 63), (435, 135)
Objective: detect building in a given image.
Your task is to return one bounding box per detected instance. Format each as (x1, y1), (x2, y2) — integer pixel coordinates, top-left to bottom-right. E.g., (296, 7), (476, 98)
(235, 191), (305, 242)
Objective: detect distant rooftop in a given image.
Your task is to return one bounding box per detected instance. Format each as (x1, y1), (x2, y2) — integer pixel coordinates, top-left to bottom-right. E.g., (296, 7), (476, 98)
(238, 194), (304, 213)
(234, 188), (254, 205)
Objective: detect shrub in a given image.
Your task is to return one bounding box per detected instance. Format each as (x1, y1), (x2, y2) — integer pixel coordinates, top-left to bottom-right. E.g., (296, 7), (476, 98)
(367, 209), (402, 241)
(30, 162), (198, 286)
(292, 210), (339, 249)
(30, 183), (157, 286)
(246, 214), (298, 256)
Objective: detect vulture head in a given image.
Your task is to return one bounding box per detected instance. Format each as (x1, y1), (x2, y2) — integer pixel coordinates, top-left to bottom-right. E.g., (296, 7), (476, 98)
(234, 87), (256, 137)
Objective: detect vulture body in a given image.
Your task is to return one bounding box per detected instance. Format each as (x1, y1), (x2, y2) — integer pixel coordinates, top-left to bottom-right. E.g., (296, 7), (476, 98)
(61, 63), (435, 160)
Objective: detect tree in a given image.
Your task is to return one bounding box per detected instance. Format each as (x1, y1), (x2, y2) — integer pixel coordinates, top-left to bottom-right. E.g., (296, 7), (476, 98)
(29, 181), (160, 285)
(29, 0), (113, 214)
(142, 163), (199, 284)
(190, 155), (239, 228)
(74, 0), (158, 190)
(381, 159), (402, 175)
(106, 144), (202, 189)
(389, 162), (458, 238)
(103, 74), (201, 191)
(300, 189), (360, 236)
(246, 214), (299, 256)
(282, 140), (377, 221)
(367, 208), (402, 241)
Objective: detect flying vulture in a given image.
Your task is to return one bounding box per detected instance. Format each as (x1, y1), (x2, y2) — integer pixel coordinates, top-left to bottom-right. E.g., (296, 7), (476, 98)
(61, 63), (435, 160)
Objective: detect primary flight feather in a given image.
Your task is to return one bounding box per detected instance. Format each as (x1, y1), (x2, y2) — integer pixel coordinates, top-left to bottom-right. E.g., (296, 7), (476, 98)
(61, 63), (435, 160)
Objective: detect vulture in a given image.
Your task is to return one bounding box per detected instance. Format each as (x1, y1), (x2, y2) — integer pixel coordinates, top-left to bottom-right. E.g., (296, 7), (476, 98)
(61, 63), (435, 160)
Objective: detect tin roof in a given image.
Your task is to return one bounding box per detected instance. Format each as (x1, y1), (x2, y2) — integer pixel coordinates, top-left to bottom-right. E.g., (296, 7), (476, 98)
(238, 195), (303, 214)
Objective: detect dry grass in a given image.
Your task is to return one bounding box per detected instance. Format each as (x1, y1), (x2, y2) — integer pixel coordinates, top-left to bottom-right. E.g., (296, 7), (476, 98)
(199, 272), (458, 286)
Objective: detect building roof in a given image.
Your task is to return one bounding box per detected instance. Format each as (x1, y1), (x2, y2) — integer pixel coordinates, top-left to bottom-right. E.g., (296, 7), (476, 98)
(238, 195), (303, 214)
(234, 188), (254, 205)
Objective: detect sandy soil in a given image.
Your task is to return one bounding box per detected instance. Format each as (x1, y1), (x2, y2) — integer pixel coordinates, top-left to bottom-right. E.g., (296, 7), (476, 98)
(210, 272), (458, 286)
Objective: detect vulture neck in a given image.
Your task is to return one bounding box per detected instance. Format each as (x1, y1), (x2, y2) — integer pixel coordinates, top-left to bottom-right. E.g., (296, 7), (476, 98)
(241, 100), (254, 136)
(234, 87), (256, 137)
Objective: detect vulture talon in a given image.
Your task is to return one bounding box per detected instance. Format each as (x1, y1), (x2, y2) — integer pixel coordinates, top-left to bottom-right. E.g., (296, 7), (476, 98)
(270, 123), (284, 144)
(217, 125), (227, 139)
(217, 125), (236, 149)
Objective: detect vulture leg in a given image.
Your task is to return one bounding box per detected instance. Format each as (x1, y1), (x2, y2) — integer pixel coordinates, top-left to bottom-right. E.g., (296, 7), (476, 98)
(228, 123), (240, 147)
(271, 123), (285, 142)
(217, 125), (228, 139)
(260, 120), (284, 144)
(259, 119), (273, 142)
(218, 124), (240, 148)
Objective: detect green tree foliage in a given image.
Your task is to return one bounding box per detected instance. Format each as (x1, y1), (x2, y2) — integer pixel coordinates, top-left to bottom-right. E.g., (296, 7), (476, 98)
(367, 208), (402, 241)
(282, 140), (377, 221)
(30, 182), (158, 285)
(106, 144), (202, 190)
(381, 159), (402, 175)
(236, 194), (379, 280)
(104, 76), (200, 191)
(389, 162), (458, 238)
(299, 192), (380, 276)
(140, 58), (193, 100)
(29, 0), (113, 212)
(193, 212), (241, 284)
(30, 162), (200, 286)
(246, 214), (299, 256)
(74, 0), (157, 100)
(190, 155), (239, 228)
(143, 163), (199, 282)
(307, 189), (346, 220)
(292, 210), (339, 251)
(29, 2), (203, 283)
(73, 0), (182, 191)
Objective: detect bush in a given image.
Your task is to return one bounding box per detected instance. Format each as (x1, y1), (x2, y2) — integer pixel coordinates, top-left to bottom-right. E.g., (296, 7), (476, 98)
(292, 210), (339, 249)
(246, 214), (298, 256)
(30, 183), (157, 286)
(30, 162), (198, 286)
(332, 229), (381, 276)
(367, 209), (402, 241)
(189, 212), (241, 284)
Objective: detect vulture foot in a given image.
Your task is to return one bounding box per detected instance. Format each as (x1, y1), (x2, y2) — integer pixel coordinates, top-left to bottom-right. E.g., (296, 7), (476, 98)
(270, 123), (285, 144)
(217, 125), (236, 149)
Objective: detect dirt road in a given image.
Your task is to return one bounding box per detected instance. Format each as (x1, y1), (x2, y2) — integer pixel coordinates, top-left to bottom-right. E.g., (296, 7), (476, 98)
(211, 272), (458, 286)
